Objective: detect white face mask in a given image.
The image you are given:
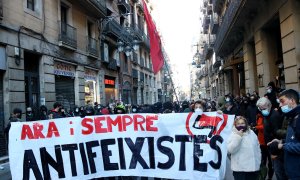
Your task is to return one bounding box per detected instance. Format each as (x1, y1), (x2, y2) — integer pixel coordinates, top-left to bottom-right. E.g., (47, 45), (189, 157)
(267, 89), (272, 93)
(195, 108), (203, 114)
(226, 98), (230, 102)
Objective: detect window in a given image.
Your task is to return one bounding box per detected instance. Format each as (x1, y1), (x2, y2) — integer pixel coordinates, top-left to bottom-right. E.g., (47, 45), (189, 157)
(24, 0), (43, 19)
(87, 21), (93, 38)
(61, 4), (68, 23)
(27, 0), (34, 11)
(124, 58), (128, 73)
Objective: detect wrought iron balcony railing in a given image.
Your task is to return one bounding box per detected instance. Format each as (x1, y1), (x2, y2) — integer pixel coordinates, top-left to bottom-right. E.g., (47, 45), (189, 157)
(58, 21), (77, 49)
(87, 36), (98, 57)
(204, 43), (213, 59)
(209, 34), (216, 46)
(212, 0), (226, 15)
(130, 25), (144, 41)
(210, 13), (219, 34)
(141, 34), (150, 49)
(117, 0), (130, 13)
(203, 15), (211, 26)
(103, 20), (122, 39)
(214, 0), (243, 54)
(90, 0), (107, 15)
(207, 5), (213, 15)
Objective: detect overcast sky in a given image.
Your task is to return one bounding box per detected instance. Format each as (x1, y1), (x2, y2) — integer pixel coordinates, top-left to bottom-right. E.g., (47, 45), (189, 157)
(151, 0), (202, 92)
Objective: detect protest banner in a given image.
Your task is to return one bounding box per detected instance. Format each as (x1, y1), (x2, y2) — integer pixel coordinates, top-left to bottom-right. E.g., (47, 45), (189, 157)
(9, 112), (234, 180)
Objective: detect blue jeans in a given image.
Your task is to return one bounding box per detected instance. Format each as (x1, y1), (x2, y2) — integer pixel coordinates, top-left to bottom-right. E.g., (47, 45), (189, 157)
(272, 158), (288, 180)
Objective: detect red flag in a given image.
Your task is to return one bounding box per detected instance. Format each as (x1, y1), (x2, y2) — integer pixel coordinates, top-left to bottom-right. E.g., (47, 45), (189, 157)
(142, 0), (164, 74)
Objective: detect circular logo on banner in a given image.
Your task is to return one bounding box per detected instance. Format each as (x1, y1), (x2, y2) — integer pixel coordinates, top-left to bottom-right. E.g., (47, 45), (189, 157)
(185, 112), (228, 138)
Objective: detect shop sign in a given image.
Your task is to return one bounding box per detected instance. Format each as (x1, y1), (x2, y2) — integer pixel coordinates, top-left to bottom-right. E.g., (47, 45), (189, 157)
(84, 69), (97, 81)
(104, 79), (115, 86)
(54, 62), (75, 77)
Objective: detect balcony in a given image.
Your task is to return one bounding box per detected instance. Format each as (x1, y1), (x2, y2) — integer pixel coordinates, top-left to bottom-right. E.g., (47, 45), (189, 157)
(132, 52), (138, 64)
(209, 34), (216, 47)
(210, 13), (219, 34)
(203, 0), (208, 7)
(87, 37), (98, 58)
(214, 0), (243, 56)
(203, 43), (213, 60)
(58, 21), (77, 50)
(130, 25), (144, 41)
(103, 20), (122, 39)
(203, 15), (210, 25)
(108, 58), (118, 70)
(212, 0), (226, 15)
(89, 0), (107, 16)
(213, 57), (222, 69)
(141, 34), (150, 50)
(117, 0), (130, 14)
(207, 5), (213, 15)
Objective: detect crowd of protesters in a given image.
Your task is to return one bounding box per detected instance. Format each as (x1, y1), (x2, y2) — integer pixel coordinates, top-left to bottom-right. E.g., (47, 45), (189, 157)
(4, 81), (300, 180)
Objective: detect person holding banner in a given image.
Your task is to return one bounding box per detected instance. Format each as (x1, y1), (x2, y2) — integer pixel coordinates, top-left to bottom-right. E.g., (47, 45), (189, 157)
(227, 116), (261, 180)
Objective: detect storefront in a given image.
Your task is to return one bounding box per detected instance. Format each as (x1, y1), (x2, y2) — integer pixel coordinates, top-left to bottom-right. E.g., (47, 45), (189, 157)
(104, 75), (116, 105)
(54, 61), (76, 111)
(84, 68), (97, 105)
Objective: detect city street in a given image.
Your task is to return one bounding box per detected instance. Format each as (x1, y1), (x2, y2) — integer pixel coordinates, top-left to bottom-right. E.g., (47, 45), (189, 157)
(0, 162), (11, 180)
(0, 0), (299, 179)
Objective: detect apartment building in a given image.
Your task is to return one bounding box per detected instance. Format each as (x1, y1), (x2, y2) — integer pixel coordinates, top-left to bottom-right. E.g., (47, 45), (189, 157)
(196, 0), (300, 97)
(0, 0), (163, 157)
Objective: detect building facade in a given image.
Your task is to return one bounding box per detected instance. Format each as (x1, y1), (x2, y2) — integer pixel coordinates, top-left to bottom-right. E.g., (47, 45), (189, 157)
(195, 0), (300, 98)
(0, 0), (164, 157)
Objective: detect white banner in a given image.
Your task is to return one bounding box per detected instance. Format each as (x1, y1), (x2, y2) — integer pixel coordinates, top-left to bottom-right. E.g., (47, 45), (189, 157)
(9, 112), (234, 180)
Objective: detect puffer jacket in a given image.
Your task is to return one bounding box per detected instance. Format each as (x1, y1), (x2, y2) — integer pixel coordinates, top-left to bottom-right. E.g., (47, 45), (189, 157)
(283, 105), (300, 179)
(227, 127), (261, 172)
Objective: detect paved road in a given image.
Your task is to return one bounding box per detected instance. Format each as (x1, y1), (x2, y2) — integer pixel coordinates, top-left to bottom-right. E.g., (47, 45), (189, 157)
(0, 162), (11, 180)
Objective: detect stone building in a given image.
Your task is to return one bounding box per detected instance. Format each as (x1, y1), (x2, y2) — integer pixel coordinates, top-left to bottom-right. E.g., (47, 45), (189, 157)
(0, 0), (165, 157)
(196, 0), (300, 98)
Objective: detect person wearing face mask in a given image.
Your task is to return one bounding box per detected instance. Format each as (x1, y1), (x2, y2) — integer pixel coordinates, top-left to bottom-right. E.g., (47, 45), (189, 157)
(131, 105), (139, 113)
(26, 107), (35, 121)
(227, 116), (261, 180)
(267, 89), (300, 180)
(265, 81), (279, 109)
(256, 97), (287, 180)
(223, 99), (239, 116)
(39, 105), (48, 120)
(192, 101), (205, 129)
